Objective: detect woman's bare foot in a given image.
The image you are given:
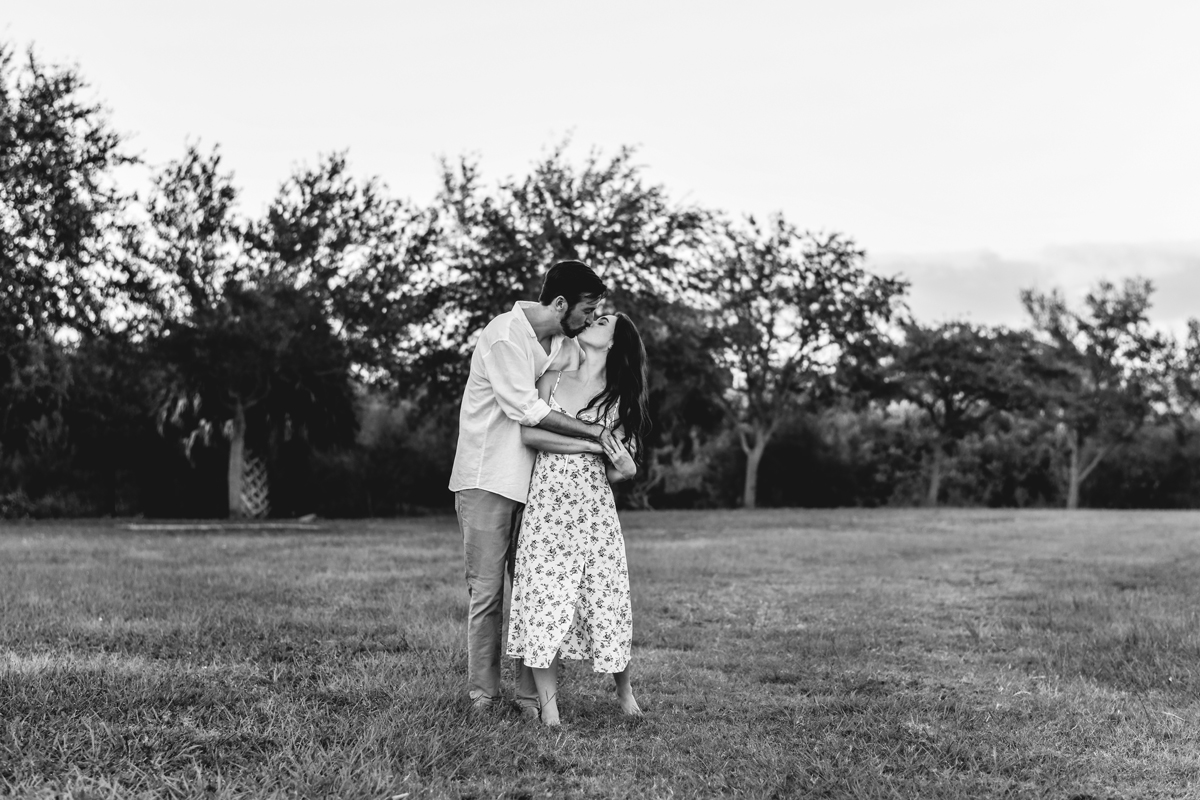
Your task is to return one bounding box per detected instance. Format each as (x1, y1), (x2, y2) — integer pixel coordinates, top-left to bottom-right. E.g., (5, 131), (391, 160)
(616, 685), (642, 716)
(613, 667), (642, 716)
(539, 698), (561, 727)
(532, 659), (561, 727)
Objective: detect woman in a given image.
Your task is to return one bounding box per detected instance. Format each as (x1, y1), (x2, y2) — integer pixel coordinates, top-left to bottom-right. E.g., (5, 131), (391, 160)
(506, 312), (650, 726)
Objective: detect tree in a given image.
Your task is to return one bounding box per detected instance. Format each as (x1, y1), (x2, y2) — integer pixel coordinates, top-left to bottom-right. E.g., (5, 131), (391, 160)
(246, 152), (437, 386)
(1170, 318), (1200, 415)
(1021, 279), (1171, 509)
(405, 143), (711, 400)
(403, 145), (726, 506)
(630, 298), (730, 508)
(146, 146), (412, 516)
(157, 283), (356, 516)
(0, 43), (144, 477)
(696, 216), (907, 509)
(887, 322), (1037, 505)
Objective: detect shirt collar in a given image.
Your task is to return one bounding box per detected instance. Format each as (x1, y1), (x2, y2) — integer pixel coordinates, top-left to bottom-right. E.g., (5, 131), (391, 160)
(513, 301), (541, 339)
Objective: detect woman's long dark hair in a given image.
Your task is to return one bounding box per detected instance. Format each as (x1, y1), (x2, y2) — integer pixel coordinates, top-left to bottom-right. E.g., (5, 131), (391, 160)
(581, 313), (651, 464)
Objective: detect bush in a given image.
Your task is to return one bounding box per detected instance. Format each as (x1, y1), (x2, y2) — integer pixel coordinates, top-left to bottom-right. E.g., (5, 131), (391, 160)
(0, 490), (34, 519)
(1083, 421), (1200, 509)
(300, 395), (456, 517)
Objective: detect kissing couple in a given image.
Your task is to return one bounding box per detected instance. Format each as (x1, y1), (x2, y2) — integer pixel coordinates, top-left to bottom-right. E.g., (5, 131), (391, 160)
(448, 260), (650, 726)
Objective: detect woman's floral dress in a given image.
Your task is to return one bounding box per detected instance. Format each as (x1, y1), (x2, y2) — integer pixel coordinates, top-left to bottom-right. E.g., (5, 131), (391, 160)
(506, 390), (632, 674)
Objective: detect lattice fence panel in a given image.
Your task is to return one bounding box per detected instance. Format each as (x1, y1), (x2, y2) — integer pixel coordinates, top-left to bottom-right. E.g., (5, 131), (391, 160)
(240, 452), (271, 519)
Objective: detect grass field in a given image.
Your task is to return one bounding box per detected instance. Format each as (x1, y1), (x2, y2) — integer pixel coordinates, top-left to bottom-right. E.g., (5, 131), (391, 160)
(2, 509), (1199, 799)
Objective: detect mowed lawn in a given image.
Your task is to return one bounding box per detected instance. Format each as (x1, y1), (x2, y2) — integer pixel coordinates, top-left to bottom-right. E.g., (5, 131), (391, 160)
(2, 511), (1199, 799)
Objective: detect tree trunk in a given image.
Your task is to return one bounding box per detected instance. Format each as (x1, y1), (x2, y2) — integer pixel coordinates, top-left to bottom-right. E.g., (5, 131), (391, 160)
(926, 446), (944, 507)
(227, 399), (247, 518)
(1066, 428), (1081, 510)
(742, 432), (769, 510)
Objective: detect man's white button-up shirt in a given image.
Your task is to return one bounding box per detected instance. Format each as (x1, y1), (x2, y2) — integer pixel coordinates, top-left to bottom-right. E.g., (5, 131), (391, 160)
(448, 302), (582, 503)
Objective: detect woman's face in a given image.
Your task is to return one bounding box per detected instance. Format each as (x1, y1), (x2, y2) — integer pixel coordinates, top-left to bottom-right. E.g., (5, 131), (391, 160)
(577, 314), (617, 350)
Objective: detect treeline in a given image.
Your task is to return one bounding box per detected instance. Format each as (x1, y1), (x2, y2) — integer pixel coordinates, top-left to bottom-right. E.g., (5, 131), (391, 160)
(3, 43), (1200, 519)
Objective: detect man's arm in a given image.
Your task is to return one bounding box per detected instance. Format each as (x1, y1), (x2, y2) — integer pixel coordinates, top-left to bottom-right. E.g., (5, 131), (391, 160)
(522, 426), (604, 454)
(528, 365), (616, 447)
(482, 339), (555, 426)
(537, 409), (616, 446)
(482, 339), (617, 448)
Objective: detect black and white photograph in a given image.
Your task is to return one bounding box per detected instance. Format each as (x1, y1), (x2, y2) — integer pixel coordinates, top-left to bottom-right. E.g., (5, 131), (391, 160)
(2, 2), (1199, 797)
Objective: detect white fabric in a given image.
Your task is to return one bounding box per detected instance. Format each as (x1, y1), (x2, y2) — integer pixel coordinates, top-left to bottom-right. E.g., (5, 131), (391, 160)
(449, 302), (582, 503)
(507, 397), (630, 673)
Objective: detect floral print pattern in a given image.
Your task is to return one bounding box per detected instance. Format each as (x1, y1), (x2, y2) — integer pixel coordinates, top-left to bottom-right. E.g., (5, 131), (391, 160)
(507, 398), (631, 673)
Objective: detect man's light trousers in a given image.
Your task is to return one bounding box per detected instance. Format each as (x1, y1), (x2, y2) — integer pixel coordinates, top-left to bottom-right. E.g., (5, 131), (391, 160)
(455, 488), (538, 709)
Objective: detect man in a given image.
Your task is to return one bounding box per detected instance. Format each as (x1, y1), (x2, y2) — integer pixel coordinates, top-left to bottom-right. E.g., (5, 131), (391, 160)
(448, 260), (618, 717)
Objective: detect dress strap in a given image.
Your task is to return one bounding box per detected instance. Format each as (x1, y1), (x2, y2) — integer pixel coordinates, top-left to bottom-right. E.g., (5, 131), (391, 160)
(548, 370), (564, 405)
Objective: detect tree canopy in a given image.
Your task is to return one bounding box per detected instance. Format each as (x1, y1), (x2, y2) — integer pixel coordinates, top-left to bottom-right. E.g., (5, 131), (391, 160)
(887, 322), (1038, 505)
(0, 43), (146, 493)
(4, 37), (1199, 517)
(694, 215), (907, 508)
(1021, 279), (1172, 509)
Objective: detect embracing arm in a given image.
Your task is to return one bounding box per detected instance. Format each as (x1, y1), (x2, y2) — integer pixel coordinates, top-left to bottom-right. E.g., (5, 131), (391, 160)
(525, 369), (617, 448)
(538, 408), (614, 445)
(522, 426), (604, 455)
(483, 342), (615, 448)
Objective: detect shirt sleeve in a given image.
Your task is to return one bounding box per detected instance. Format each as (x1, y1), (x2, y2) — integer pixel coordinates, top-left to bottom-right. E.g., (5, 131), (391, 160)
(482, 338), (552, 426)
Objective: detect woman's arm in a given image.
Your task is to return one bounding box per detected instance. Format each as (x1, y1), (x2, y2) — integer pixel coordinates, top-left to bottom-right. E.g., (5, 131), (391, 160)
(522, 426), (605, 455)
(605, 464), (629, 484)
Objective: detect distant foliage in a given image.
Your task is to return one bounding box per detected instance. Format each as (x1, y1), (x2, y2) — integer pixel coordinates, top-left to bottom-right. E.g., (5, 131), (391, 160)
(3, 39), (1200, 515)
(885, 322), (1040, 506)
(1021, 279), (1174, 509)
(692, 216), (907, 508)
(0, 43), (152, 515)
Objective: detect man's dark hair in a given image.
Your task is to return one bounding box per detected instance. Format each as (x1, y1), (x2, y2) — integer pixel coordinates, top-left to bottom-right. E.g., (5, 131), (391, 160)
(538, 260), (607, 307)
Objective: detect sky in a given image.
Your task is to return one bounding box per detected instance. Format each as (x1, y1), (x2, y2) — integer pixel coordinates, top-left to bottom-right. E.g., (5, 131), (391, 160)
(4, 1), (1199, 329)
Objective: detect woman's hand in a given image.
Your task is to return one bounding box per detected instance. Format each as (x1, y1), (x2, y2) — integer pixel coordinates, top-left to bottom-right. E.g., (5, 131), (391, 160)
(602, 437), (637, 481)
(594, 422), (619, 452)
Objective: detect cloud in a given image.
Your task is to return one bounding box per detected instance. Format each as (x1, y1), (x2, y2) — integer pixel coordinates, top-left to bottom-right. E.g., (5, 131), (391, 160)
(867, 241), (1200, 333)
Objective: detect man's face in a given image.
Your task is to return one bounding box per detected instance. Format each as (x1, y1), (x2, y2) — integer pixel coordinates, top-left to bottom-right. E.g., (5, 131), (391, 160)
(559, 295), (602, 338)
